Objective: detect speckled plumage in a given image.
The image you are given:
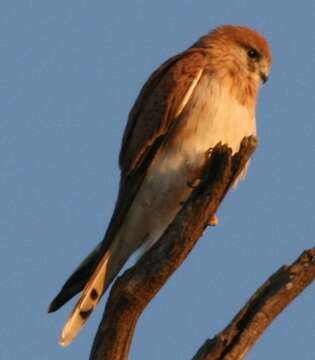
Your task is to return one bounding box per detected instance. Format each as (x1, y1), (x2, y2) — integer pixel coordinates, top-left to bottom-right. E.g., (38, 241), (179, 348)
(49, 25), (272, 346)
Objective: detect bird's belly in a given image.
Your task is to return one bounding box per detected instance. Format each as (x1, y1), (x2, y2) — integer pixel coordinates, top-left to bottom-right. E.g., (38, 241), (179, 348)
(120, 85), (256, 250)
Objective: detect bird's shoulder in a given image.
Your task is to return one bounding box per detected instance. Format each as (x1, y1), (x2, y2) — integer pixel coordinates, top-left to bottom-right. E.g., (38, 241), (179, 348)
(119, 47), (210, 175)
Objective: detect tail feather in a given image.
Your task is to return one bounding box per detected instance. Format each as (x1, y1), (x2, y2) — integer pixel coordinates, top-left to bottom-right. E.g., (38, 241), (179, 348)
(59, 250), (112, 347)
(48, 244), (102, 313)
(48, 281), (86, 314)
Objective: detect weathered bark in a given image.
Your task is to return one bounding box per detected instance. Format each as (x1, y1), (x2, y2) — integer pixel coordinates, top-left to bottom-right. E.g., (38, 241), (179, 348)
(193, 247), (315, 360)
(90, 136), (258, 360)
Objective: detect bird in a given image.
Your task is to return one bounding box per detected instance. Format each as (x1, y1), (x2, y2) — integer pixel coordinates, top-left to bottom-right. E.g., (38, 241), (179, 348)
(48, 25), (272, 346)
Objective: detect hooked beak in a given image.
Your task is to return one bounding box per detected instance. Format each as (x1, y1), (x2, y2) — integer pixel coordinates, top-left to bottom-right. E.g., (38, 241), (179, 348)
(260, 71), (268, 84)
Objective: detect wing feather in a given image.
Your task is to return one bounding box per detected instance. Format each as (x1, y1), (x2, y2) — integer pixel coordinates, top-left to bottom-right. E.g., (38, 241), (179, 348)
(119, 49), (208, 176)
(49, 48), (208, 343)
(100, 48), (208, 253)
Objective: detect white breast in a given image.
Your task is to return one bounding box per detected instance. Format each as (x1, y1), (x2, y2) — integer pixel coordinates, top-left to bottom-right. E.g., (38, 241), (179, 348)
(153, 73), (256, 177)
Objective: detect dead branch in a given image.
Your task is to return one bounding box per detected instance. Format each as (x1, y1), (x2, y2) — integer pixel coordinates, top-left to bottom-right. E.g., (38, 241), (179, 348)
(90, 136), (257, 360)
(193, 247), (315, 360)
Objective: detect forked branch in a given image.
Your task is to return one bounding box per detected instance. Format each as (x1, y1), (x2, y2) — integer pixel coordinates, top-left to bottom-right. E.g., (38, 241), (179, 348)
(90, 136), (258, 360)
(193, 247), (315, 360)
(90, 137), (314, 360)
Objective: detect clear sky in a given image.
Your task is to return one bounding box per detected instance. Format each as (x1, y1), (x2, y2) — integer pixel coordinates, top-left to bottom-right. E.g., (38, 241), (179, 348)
(1, 1), (314, 359)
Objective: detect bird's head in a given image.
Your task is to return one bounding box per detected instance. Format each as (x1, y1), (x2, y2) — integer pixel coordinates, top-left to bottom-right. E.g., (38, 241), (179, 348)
(195, 25), (272, 100)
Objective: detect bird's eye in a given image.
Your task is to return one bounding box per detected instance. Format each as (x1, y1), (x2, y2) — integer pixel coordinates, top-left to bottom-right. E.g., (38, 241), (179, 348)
(247, 48), (261, 60)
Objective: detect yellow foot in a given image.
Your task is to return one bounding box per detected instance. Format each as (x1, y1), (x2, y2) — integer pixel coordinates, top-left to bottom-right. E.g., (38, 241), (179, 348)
(208, 214), (219, 226)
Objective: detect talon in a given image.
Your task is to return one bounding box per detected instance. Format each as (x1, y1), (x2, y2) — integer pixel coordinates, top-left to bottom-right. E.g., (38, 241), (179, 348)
(187, 179), (201, 189)
(208, 214), (219, 226)
(206, 147), (213, 156)
(187, 180), (197, 189)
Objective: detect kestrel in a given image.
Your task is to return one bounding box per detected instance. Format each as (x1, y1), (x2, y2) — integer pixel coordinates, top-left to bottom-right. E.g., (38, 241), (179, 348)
(49, 25), (272, 346)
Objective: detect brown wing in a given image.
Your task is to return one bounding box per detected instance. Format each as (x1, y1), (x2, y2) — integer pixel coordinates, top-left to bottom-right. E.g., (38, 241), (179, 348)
(119, 48), (208, 176)
(104, 48), (207, 246)
(48, 48), (207, 312)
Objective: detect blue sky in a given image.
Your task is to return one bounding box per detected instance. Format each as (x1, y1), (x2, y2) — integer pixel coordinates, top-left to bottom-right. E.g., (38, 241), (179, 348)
(1, 1), (314, 359)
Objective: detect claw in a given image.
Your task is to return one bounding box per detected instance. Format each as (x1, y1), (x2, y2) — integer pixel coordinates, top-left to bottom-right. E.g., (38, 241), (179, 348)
(187, 180), (197, 189)
(187, 179), (201, 189)
(206, 147), (214, 157)
(208, 214), (219, 226)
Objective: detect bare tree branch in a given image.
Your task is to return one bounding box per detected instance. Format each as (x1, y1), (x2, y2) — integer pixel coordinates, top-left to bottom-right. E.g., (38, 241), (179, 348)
(193, 247), (315, 360)
(89, 136), (314, 360)
(90, 136), (258, 360)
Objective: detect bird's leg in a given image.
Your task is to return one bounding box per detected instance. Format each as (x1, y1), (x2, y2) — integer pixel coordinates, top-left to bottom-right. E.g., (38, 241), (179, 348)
(206, 146), (213, 158)
(186, 157), (210, 190)
(186, 148), (219, 224)
(206, 147), (218, 226)
(187, 178), (201, 189)
(189, 147), (214, 192)
(186, 162), (204, 189)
